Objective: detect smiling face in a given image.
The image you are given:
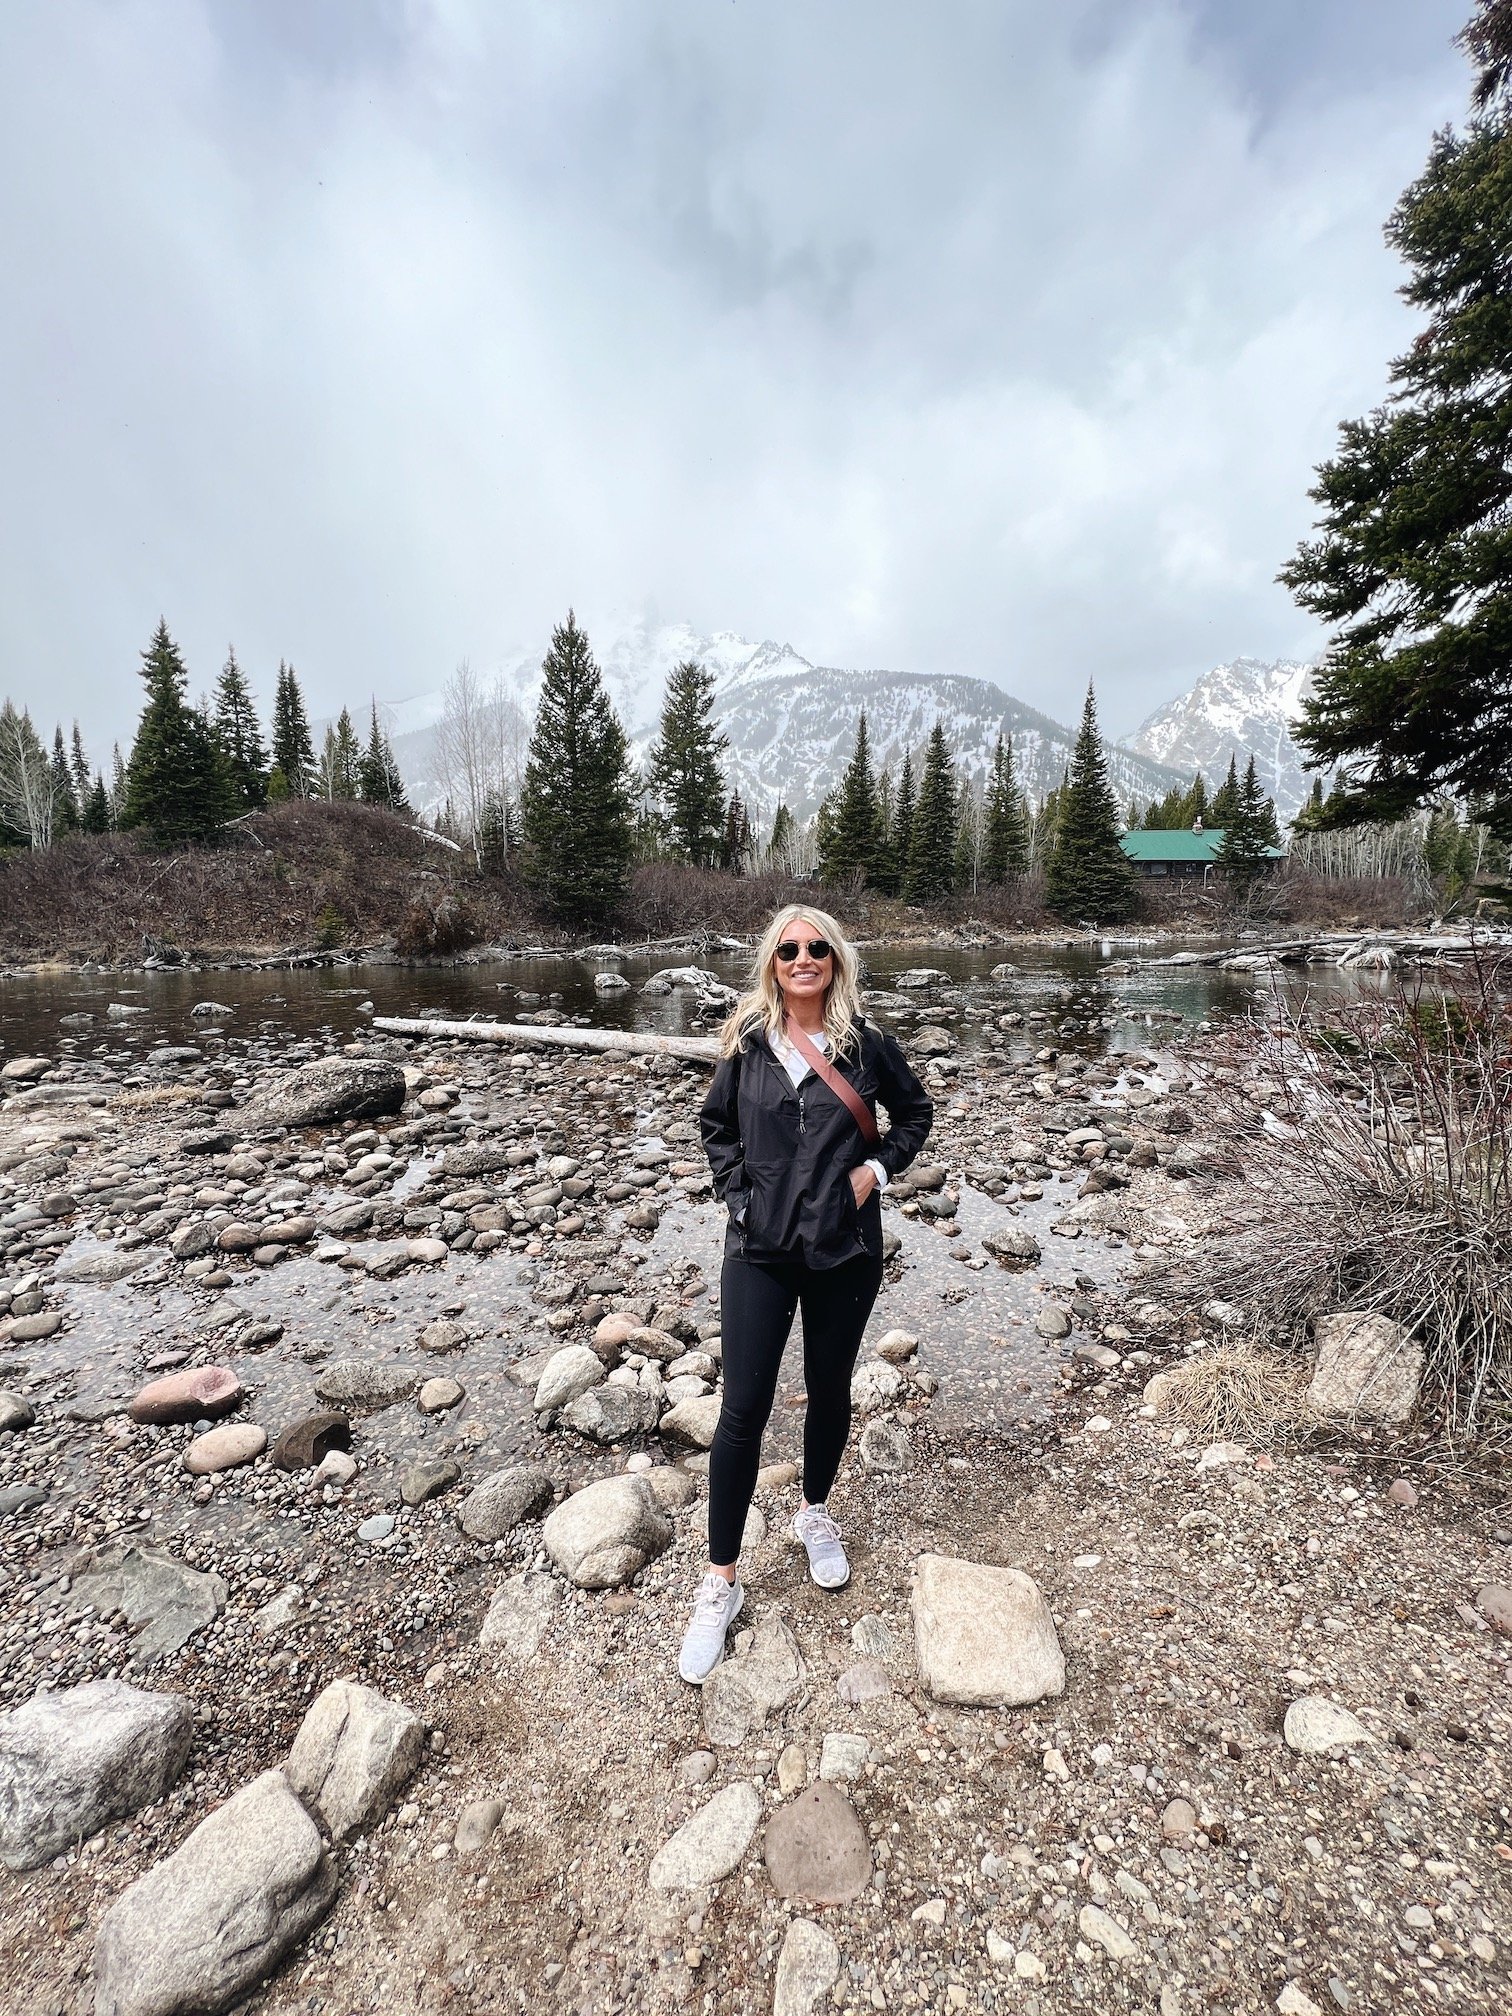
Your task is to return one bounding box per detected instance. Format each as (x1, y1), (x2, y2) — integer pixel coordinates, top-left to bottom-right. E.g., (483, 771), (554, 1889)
(771, 915), (833, 1015)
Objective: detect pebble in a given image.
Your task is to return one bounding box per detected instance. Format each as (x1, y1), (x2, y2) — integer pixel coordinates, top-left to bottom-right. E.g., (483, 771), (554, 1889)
(1284, 1696), (1374, 1754)
(357, 1514), (395, 1543)
(183, 1423), (267, 1475)
(417, 1377), (465, 1414)
(1078, 1902), (1138, 1961)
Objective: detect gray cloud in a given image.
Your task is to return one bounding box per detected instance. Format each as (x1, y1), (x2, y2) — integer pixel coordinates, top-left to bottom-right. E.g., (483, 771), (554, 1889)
(0, 0), (1471, 754)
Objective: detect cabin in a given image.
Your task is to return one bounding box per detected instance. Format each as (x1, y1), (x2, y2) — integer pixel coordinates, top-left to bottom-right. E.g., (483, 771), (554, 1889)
(1119, 822), (1286, 880)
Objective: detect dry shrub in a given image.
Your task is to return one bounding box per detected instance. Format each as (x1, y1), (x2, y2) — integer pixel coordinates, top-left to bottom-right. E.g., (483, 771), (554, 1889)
(1167, 950), (1512, 1441)
(395, 894), (477, 958)
(1150, 1343), (1307, 1445)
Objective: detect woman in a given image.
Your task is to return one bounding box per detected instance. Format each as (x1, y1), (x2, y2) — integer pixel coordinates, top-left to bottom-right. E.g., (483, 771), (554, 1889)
(681, 903), (933, 1684)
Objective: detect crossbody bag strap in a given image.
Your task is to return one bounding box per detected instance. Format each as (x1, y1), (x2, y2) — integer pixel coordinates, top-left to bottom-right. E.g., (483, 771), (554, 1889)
(783, 1021), (881, 1147)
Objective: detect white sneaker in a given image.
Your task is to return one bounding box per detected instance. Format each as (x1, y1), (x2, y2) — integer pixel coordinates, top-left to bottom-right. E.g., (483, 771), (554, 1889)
(678, 1571), (745, 1685)
(792, 1504), (850, 1590)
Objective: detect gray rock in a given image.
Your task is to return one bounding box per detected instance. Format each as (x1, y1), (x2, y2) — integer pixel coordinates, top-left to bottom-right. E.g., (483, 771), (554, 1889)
(400, 1460), (461, 1507)
(240, 1057), (406, 1131)
(763, 1781), (872, 1904)
(1078, 1902), (1139, 1961)
(1034, 1303), (1073, 1339)
(0, 1680), (192, 1871)
(859, 1420), (909, 1472)
(357, 1514), (394, 1543)
(647, 1780), (761, 1892)
(1306, 1312), (1424, 1426)
(532, 1344), (605, 1414)
(983, 1227), (1041, 1269)
(458, 1466), (554, 1541)
(818, 1733), (868, 1783)
(0, 1391), (36, 1432)
(313, 1360), (419, 1412)
(92, 1769), (337, 2016)
(658, 1394), (723, 1449)
(0, 1484), (45, 1517)
(542, 1475), (673, 1588)
(479, 1574), (560, 1660)
(67, 1546), (227, 1670)
(560, 1382), (660, 1444)
(911, 1553), (1065, 1707)
(455, 1798), (504, 1853)
(850, 1361), (905, 1412)
(703, 1613), (805, 1748)
(1283, 1696), (1374, 1756)
(774, 1919), (842, 2016)
(284, 1679), (425, 1840)
(54, 1250), (149, 1283)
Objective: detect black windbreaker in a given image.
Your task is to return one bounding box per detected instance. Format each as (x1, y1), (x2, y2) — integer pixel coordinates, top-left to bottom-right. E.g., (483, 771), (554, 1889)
(699, 1017), (934, 1269)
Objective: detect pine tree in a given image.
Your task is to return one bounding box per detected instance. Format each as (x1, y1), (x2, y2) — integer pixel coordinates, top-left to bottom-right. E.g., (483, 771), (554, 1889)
(822, 711), (879, 886)
(50, 725), (78, 832)
(1281, 11), (1512, 838)
(1293, 776), (1327, 833)
(319, 709), (361, 800)
(872, 770), (898, 895)
(270, 661), (315, 798)
(123, 620), (230, 846)
(953, 782), (980, 893)
(1045, 686), (1137, 924)
(892, 751), (917, 893)
(520, 612), (635, 923)
(905, 723), (959, 903)
(213, 648), (268, 811)
(981, 733), (1031, 883)
(83, 772), (110, 834)
(767, 802), (796, 872)
(1210, 755), (1241, 828)
(1215, 756), (1273, 890)
(1181, 770), (1210, 828)
(720, 791), (755, 875)
(358, 701), (409, 812)
(69, 724), (91, 809)
(109, 743), (127, 828)
(645, 658), (728, 867)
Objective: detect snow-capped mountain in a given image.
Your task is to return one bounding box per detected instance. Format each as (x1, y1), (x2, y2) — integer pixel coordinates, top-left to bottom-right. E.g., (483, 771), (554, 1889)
(385, 619), (1188, 825)
(1121, 657), (1316, 819)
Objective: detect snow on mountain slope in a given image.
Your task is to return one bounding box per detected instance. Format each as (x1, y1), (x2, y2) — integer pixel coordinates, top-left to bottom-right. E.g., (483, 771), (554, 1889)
(386, 619), (1188, 825)
(1121, 657), (1316, 819)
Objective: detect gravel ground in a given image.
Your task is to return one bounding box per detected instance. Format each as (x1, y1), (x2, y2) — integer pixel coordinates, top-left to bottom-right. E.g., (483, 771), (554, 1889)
(1, 992), (1509, 2016)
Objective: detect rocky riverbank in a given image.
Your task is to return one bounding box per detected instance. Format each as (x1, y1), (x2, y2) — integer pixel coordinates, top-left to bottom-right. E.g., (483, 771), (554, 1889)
(1, 988), (1508, 2015)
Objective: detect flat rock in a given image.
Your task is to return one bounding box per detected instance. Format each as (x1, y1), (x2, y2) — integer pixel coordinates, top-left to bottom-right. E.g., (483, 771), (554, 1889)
(983, 1227), (1041, 1268)
(1306, 1311), (1424, 1426)
(0, 1055), (50, 1082)
(774, 1919), (841, 2016)
(560, 1382), (660, 1443)
(401, 1459), (461, 1506)
(1078, 1902), (1138, 1961)
(1283, 1696), (1374, 1755)
(533, 1344), (606, 1414)
(418, 1376), (464, 1414)
(703, 1614), (805, 1747)
(911, 1553), (1065, 1707)
(67, 1545), (227, 1670)
(542, 1475), (673, 1588)
(285, 1679), (425, 1840)
(0, 1679), (192, 1872)
(764, 1781), (872, 1904)
(8, 1311), (62, 1341)
(183, 1423), (266, 1475)
(128, 1366), (241, 1426)
(240, 1057), (406, 1131)
(479, 1573), (561, 1660)
(819, 1733), (868, 1783)
(658, 1394), (723, 1449)
(458, 1466), (554, 1541)
(92, 1769), (337, 2016)
(313, 1360), (418, 1412)
(54, 1251), (147, 1283)
(647, 1780), (761, 1892)
(455, 1798), (504, 1853)
(1478, 1585), (1512, 1636)
(271, 1410), (351, 1470)
(0, 1484), (46, 1516)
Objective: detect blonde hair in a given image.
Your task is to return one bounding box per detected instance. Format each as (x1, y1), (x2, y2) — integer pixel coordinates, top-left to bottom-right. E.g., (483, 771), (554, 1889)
(719, 903), (865, 1059)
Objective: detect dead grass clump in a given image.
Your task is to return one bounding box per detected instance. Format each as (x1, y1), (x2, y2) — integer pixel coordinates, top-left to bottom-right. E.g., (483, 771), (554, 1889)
(1149, 1342), (1307, 1445)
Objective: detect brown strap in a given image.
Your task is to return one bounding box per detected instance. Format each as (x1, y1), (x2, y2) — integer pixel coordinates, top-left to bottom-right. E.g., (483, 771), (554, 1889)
(783, 1020), (881, 1147)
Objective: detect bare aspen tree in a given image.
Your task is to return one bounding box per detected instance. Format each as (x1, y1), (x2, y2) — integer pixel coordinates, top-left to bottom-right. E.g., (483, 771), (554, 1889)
(437, 660), (528, 868)
(0, 700), (57, 848)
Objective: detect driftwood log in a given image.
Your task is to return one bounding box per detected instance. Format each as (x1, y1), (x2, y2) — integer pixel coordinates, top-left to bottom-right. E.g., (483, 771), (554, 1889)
(372, 1015), (721, 1063)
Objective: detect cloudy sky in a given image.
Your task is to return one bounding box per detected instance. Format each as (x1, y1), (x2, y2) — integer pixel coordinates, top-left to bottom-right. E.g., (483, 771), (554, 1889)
(0, 0), (1473, 751)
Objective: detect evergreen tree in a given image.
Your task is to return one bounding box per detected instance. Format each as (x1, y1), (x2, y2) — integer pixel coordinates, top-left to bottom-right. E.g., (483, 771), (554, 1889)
(358, 701), (409, 811)
(905, 723), (959, 903)
(953, 782), (981, 893)
(123, 620), (230, 846)
(520, 612), (635, 923)
(1044, 686), (1137, 924)
(1210, 755), (1242, 828)
(270, 661), (315, 798)
(109, 743), (127, 827)
(892, 751), (917, 886)
(822, 711), (879, 886)
(981, 733), (1031, 882)
(213, 648), (268, 810)
(1215, 755), (1273, 890)
(69, 723), (91, 809)
(1181, 770), (1210, 827)
(1281, 9), (1512, 839)
(767, 802), (796, 872)
(83, 772), (110, 834)
(50, 725), (78, 832)
(645, 658), (728, 867)
(1293, 775), (1327, 833)
(811, 787), (838, 881)
(720, 791), (755, 875)
(872, 771), (898, 895)
(319, 709), (361, 800)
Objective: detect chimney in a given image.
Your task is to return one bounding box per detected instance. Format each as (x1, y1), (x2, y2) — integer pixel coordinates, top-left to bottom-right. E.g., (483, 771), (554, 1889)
(1192, 815), (1204, 833)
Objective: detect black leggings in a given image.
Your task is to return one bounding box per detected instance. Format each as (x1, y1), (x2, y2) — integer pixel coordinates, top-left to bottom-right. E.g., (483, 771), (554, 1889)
(707, 1249), (884, 1567)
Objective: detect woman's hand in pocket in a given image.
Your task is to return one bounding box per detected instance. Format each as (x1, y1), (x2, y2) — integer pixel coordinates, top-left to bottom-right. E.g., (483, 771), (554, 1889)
(848, 1164), (877, 1208)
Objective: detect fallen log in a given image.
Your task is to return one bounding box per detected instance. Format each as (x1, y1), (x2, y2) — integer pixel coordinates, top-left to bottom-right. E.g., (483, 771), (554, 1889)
(372, 1015), (721, 1063)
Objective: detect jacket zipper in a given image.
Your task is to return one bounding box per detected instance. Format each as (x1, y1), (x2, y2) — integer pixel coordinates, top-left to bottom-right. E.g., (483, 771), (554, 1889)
(798, 1091), (806, 1135)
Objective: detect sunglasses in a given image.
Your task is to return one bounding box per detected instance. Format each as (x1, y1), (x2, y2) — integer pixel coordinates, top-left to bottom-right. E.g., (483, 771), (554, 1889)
(775, 938), (833, 963)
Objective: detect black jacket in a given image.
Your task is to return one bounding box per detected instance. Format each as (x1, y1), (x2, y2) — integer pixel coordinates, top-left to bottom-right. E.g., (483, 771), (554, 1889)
(699, 1017), (934, 1268)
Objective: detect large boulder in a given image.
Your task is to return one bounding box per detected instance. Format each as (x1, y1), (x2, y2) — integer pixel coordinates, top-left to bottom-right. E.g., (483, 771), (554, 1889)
(92, 1770), (337, 2016)
(284, 1680), (425, 1840)
(457, 1466), (554, 1542)
(240, 1058), (406, 1132)
(1305, 1312), (1424, 1426)
(658, 1394), (722, 1449)
(66, 1546), (227, 1670)
(542, 1475), (673, 1588)
(560, 1383), (660, 1444)
(910, 1554), (1065, 1707)
(0, 1680), (192, 1871)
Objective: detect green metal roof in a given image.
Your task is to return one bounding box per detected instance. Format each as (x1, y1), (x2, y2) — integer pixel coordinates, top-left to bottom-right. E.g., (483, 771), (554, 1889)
(1119, 827), (1286, 862)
